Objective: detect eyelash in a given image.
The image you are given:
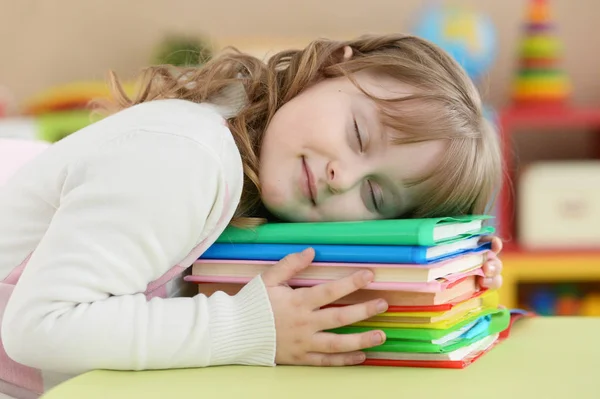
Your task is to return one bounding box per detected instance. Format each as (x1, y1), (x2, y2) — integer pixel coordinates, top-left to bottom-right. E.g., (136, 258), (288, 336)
(367, 181), (379, 211)
(354, 119), (381, 212)
(354, 119), (364, 151)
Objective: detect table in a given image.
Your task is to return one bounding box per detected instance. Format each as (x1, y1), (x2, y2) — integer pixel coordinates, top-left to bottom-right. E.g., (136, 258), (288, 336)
(43, 317), (600, 399)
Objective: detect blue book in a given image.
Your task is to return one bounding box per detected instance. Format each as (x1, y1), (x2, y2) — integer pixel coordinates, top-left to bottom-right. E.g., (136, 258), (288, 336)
(199, 236), (491, 264)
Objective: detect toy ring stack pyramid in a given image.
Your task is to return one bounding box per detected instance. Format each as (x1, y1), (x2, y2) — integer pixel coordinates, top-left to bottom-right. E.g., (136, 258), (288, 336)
(512, 0), (571, 105)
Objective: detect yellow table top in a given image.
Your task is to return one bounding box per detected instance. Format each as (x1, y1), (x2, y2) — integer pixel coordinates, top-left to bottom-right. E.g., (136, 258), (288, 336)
(43, 317), (600, 399)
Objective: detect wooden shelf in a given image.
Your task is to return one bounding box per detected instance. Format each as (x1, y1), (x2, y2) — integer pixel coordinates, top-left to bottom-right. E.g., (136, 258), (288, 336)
(499, 252), (600, 308)
(497, 104), (600, 242)
(496, 104), (600, 310)
(501, 105), (600, 128)
(502, 242), (600, 256)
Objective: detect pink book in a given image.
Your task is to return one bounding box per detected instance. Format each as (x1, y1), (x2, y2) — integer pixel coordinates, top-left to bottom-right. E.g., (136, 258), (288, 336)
(184, 266), (484, 292)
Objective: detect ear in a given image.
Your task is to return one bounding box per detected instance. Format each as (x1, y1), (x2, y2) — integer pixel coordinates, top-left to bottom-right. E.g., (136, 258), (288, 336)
(342, 45), (353, 61)
(331, 45), (354, 64)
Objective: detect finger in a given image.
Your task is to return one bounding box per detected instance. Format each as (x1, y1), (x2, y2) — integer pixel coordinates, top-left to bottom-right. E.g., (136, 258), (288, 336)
(491, 237), (503, 254)
(304, 351), (367, 367)
(482, 258), (503, 278)
(311, 331), (385, 354)
(479, 236), (503, 254)
(316, 299), (388, 330)
(479, 235), (492, 243)
(302, 269), (375, 308)
(261, 248), (314, 287)
(479, 275), (503, 290)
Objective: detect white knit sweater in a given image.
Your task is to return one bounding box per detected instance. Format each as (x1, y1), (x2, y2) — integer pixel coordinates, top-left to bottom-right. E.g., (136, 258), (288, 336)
(0, 97), (276, 398)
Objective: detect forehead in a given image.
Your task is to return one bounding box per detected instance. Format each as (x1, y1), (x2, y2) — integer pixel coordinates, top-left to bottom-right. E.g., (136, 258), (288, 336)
(352, 70), (417, 101)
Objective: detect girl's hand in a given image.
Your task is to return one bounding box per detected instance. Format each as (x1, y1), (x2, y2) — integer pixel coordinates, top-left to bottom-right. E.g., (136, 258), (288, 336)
(478, 236), (503, 290)
(262, 248), (388, 366)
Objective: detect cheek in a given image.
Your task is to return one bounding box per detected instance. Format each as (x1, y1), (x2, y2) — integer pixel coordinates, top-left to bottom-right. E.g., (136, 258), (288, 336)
(260, 179), (288, 209)
(268, 98), (345, 149)
(265, 102), (310, 142)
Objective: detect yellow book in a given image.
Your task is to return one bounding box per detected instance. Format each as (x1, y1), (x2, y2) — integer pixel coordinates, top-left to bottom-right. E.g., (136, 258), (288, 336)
(352, 302), (501, 330)
(366, 290), (498, 324)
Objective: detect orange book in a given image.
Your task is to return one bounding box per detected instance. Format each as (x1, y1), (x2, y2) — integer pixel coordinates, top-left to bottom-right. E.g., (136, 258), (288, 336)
(196, 275), (479, 307)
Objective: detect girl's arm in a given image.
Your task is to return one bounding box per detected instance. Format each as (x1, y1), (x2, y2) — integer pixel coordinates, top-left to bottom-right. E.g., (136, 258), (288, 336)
(2, 129), (276, 374)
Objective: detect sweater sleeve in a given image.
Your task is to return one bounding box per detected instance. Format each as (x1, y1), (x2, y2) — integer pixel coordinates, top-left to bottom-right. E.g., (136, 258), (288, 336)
(2, 129), (276, 374)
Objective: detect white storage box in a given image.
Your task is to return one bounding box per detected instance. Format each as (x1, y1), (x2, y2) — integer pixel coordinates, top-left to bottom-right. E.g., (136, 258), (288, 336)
(518, 161), (600, 249)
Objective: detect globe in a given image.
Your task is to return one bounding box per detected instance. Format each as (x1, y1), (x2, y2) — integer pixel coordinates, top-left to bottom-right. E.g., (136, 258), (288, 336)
(411, 5), (497, 81)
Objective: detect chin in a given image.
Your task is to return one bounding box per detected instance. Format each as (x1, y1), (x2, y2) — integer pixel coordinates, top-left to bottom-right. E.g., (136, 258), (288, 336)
(262, 201), (313, 222)
(263, 204), (302, 222)
(259, 182), (295, 220)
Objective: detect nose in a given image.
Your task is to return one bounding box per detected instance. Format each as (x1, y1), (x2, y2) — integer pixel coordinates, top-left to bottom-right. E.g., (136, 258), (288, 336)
(326, 160), (361, 194)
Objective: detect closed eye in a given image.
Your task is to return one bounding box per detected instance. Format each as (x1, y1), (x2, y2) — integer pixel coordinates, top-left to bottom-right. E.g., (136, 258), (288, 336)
(367, 180), (382, 212)
(354, 119), (364, 152)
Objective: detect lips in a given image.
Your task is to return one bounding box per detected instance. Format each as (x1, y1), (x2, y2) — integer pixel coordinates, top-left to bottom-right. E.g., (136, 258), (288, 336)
(301, 156), (317, 205)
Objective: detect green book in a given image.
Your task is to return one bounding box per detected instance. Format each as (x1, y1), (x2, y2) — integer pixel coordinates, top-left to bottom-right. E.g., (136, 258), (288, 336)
(328, 307), (505, 342)
(364, 309), (509, 353)
(216, 215), (494, 246)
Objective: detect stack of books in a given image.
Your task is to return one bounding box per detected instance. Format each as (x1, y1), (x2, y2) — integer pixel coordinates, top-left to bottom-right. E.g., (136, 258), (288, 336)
(185, 215), (523, 368)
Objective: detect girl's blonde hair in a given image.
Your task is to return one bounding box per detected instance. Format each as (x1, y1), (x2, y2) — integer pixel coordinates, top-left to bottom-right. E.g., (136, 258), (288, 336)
(98, 33), (501, 227)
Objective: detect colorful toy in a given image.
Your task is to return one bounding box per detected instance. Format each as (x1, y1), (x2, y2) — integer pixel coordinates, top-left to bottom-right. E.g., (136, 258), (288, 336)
(512, 0), (570, 104)
(6, 80), (137, 143)
(0, 111), (94, 143)
(520, 283), (600, 317)
(580, 294), (600, 316)
(411, 2), (497, 82)
(152, 34), (213, 67)
(555, 284), (581, 316)
(528, 287), (556, 316)
(22, 81), (136, 116)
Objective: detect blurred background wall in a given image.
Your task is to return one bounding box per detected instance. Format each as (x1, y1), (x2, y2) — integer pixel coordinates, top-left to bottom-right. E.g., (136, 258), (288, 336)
(1, 0), (598, 108)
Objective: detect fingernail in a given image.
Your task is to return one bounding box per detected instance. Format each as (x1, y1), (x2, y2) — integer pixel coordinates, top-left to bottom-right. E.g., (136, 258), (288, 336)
(376, 300), (388, 313)
(354, 353), (366, 363)
(482, 278), (493, 287)
(372, 332), (384, 345)
(486, 265), (496, 277)
(361, 270), (374, 283)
